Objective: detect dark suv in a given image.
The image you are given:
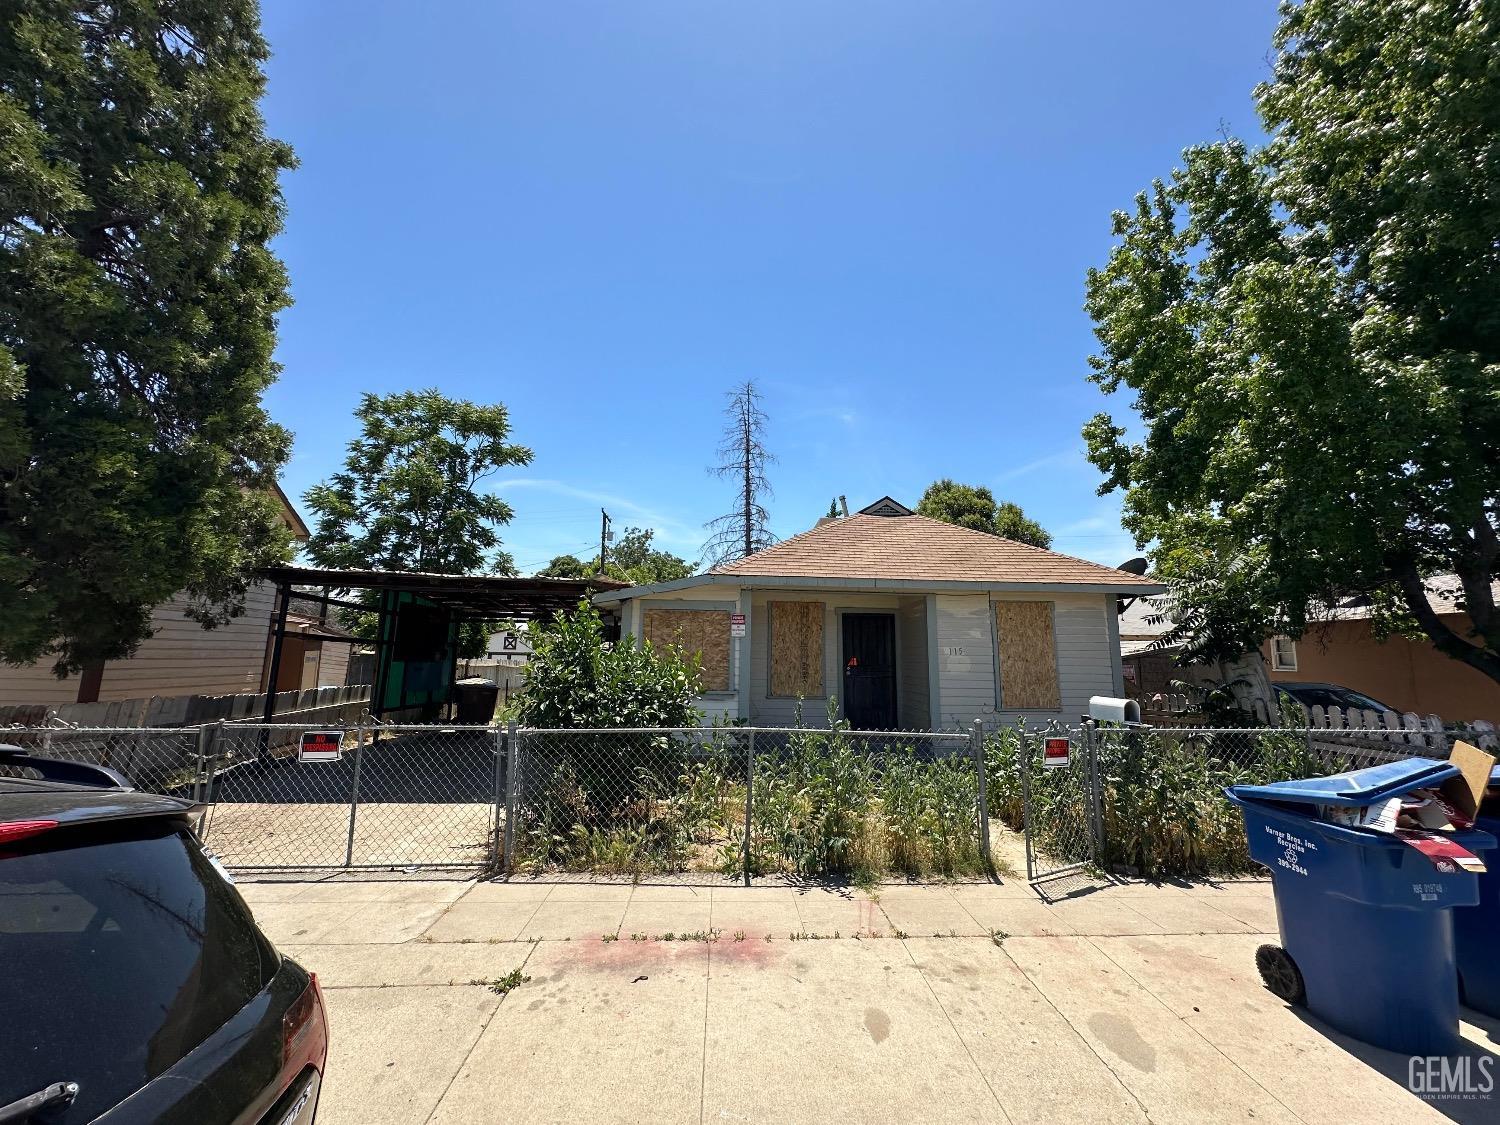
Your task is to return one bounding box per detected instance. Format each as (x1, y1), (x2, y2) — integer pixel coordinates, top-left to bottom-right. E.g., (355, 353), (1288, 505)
(0, 747), (328, 1124)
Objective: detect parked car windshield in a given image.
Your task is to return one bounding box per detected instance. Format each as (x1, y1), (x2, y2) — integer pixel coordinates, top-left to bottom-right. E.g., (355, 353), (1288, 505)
(0, 818), (277, 1122)
(1279, 683), (1394, 715)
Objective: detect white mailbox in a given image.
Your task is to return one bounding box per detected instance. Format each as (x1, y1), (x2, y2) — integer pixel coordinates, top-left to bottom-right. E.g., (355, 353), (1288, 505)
(1088, 696), (1142, 725)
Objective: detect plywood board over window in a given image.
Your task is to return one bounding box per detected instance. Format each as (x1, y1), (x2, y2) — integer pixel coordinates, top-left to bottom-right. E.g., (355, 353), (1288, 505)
(643, 608), (731, 692)
(769, 601), (825, 698)
(995, 601), (1060, 710)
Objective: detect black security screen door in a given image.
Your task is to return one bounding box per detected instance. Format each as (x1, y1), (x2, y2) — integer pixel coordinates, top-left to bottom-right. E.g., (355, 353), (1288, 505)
(842, 613), (897, 729)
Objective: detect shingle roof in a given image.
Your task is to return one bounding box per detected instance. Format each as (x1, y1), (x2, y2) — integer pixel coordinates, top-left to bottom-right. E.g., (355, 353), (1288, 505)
(707, 513), (1152, 588)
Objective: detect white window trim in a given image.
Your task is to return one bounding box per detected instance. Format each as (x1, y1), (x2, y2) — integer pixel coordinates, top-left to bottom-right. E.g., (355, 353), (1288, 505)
(1271, 635), (1298, 672)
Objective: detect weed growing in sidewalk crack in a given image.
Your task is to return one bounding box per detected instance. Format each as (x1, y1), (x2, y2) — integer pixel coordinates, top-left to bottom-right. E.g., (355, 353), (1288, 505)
(470, 968), (530, 995)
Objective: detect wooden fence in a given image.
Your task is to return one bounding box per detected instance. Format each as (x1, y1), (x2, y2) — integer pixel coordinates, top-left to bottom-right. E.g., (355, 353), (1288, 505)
(0, 682), (371, 731)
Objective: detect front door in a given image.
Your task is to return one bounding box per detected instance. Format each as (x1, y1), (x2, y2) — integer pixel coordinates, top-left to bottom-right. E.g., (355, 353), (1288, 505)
(842, 613), (897, 729)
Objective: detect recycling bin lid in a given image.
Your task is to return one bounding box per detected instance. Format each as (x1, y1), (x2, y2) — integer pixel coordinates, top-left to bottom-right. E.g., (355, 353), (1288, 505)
(1229, 756), (1459, 809)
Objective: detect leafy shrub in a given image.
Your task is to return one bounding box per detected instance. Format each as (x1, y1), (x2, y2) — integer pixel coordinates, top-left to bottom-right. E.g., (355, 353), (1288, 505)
(515, 601), (702, 729)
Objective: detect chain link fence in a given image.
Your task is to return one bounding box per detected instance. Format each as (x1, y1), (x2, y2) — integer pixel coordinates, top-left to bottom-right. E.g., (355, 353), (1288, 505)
(508, 725), (986, 882)
(989, 721), (1472, 890)
(201, 723), (502, 871)
(8, 717), (1491, 885)
(0, 725), (205, 797)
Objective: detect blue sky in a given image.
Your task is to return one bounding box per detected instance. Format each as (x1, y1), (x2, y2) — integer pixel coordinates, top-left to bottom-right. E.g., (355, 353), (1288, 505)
(259, 1), (1277, 574)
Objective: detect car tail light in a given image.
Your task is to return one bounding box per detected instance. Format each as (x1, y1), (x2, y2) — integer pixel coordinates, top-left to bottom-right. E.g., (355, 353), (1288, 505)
(283, 973), (327, 1071)
(0, 819), (58, 846)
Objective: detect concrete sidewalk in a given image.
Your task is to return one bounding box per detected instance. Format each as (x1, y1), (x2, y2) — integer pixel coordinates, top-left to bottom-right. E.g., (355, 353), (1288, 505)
(239, 875), (1499, 1124)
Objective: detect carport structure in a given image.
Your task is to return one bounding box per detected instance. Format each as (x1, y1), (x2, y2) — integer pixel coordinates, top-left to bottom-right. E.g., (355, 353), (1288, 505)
(256, 565), (626, 722)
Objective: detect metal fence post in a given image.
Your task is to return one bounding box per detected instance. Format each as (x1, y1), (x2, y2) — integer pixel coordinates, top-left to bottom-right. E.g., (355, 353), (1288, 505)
(503, 720), (519, 876)
(1019, 728), (1035, 881)
(743, 729), (755, 887)
(491, 724), (506, 871)
(343, 721), (365, 869)
(1085, 720), (1104, 863)
(970, 719), (990, 870)
(194, 721), (223, 839)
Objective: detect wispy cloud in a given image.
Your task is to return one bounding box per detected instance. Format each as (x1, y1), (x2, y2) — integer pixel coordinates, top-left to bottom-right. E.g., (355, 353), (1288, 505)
(992, 448), (1087, 483)
(494, 478), (701, 550)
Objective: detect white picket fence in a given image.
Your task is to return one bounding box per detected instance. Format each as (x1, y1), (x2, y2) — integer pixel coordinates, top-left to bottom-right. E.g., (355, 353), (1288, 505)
(1287, 702), (1498, 752)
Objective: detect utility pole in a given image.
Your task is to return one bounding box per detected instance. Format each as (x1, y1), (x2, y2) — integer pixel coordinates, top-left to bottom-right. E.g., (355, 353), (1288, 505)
(599, 508), (612, 575)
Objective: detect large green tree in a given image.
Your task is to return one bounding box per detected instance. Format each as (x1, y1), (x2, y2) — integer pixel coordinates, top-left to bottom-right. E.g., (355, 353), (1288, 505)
(1084, 0), (1500, 685)
(0, 1), (295, 675)
(916, 479), (1052, 548)
(304, 389), (532, 654)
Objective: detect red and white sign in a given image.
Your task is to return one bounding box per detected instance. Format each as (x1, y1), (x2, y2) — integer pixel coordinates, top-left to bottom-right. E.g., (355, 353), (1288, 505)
(298, 731), (344, 763)
(1043, 737), (1071, 769)
(730, 613), (747, 638)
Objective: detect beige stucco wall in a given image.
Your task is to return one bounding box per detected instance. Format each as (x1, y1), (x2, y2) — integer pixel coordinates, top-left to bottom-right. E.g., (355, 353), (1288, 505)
(1263, 616), (1500, 723)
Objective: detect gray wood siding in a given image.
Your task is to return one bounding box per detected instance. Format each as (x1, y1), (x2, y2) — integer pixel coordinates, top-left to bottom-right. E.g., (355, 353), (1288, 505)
(933, 592), (1118, 729)
(318, 640), (351, 688)
(0, 582), (277, 707)
(897, 596), (930, 730)
(933, 594), (997, 728)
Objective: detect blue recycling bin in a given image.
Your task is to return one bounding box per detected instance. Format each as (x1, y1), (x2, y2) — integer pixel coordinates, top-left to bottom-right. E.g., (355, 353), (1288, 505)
(1453, 767), (1500, 1017)
(1228, 759), (1495, 1056)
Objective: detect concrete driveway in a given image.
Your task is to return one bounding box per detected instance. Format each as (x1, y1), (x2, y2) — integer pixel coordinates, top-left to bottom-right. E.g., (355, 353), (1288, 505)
(237, 875), (1499, 1124)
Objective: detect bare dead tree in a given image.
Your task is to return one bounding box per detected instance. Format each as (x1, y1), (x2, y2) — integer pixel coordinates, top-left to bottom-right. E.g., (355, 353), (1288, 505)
(701, 381), (777, 567)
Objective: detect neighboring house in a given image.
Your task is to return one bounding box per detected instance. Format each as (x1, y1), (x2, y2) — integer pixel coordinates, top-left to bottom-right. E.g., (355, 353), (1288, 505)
(0, 485), (324, 707)
(268, 591), (357, 693)
(1258, 577), (1500, 724)
(594, 497), (1161, 729)
(1119, 578), (1500, 724)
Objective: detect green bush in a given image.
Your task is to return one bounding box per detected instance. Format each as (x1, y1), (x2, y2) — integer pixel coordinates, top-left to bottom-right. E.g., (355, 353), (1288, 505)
(515, 601), (703, 729)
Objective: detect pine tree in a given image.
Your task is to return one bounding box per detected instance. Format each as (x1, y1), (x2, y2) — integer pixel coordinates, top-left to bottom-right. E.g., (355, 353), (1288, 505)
(701, 382), (776, 567)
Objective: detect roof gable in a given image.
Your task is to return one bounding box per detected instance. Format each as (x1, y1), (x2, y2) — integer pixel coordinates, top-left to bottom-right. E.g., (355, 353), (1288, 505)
(858, 496), (913, 517)
(707, 513), (1150, 588)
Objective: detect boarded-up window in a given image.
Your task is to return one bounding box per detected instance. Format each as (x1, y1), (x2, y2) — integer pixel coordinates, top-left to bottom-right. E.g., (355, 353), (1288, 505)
(643, 608), (731, 692)
(994, 601), (1060, 710)
(769, 601), (824, 697)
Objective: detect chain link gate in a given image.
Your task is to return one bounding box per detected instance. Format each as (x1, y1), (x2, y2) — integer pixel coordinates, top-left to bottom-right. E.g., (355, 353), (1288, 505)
(197, 722), (506, 872)
(1019, 722), (1104, 888)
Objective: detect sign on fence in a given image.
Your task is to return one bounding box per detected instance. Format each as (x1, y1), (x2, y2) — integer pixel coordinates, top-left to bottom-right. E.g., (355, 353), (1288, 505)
(1043, 737), (1071, 769)
(298, 731), (344, 763)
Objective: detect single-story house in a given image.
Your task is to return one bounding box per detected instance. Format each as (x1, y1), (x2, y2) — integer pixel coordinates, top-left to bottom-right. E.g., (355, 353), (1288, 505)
(1119, 577), (1500, 724)
(0, 485), (332, 707)
(594, 497), (1162, 730)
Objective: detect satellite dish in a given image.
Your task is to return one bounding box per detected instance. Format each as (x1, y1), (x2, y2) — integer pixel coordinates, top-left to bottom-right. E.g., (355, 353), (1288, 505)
(1117, 557), (1149, 575)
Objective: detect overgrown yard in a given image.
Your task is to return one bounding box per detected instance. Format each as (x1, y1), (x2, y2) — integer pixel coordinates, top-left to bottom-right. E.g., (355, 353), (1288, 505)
(985, 725), (1327, 878)
(513, 726), (985, 881)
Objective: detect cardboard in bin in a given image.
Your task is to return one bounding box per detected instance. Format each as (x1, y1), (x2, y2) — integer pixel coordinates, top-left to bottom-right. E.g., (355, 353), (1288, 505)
(1231, 741), (1496, 875)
